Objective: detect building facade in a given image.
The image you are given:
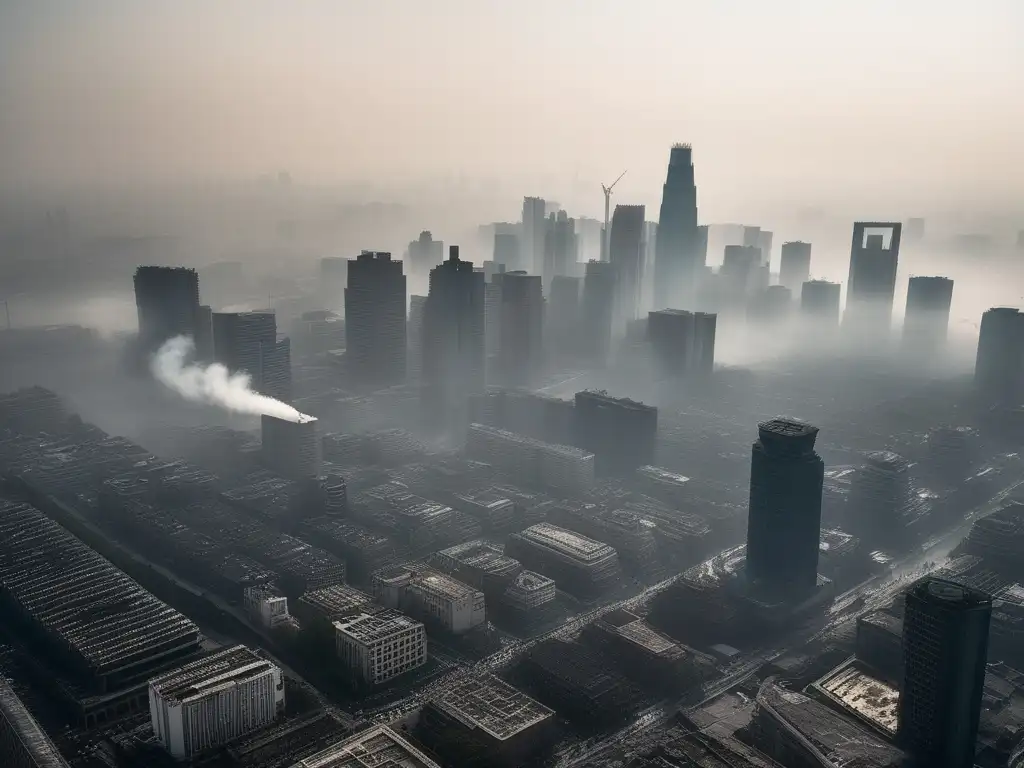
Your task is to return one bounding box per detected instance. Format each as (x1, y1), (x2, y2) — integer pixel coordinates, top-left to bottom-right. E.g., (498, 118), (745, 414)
(333, 611), (427, 686)
(975, 307), (1024, 405)
(903, 275), (953, 350)
(608, 204), (646, 332)
(800, 280), (842, 325)
(134, 266), (201, 353)
(497, 271), (544, 387)
(845, 222), (902, 334)
(521, 197), (547, 275)
(779, 241), (812, 293)
(212, 310), (292, 402)
(345, 251), (407, 388)
(581, 260), (616, 366)
(653, 144), (701, 310)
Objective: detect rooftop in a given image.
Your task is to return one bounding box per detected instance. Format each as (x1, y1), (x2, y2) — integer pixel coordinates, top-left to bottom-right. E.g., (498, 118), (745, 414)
(518, 522), (616, 563)
(334, 611), (423, 645)
(0, 677), (70, 768)
(298, 585), (373, 619)
(149, 646), (276, 705)
(811, 659), (899, 736)
(429, 674), (553, 741)
(290, 725), (440, 768)
(911, 576), (993, 609)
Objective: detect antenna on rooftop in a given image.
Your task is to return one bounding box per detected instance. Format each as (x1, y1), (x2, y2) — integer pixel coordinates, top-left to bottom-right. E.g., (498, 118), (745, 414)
(601, 170), (627, 261)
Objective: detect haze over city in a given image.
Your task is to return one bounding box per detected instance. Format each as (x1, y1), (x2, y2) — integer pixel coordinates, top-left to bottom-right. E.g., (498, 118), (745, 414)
(2, 3), (1024, 768)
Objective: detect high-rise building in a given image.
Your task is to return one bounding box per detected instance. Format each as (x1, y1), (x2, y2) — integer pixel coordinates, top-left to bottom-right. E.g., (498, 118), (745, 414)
(745, 418), (825, 600)
(747, 285), (792, 325)
(482, 260), (506, 282)
(721, 245), (762, 301)
(742, 225), (762, 248)
(522, 197), (547, 274)
(903, 276), (953, 350)
(542, 210), (577, 292)
(647, 309), (693, 377)
(574, 390), (657, 474)
(640, 221), (659, 314)
(757, 230), (774, 267)
(692, 312), (717, 375)
(407, 295), (427, 383)
(483, 281), (502, 357)
(406, 231), (444, 295)
(800, 280), (842, 325)
(779, 242), (812, 292)
(497, 271), (544, 387)
(975, 307), (1024, 404)
(581, 260), (616, 365)
(906, 217), (926, 242)
(654, 144), (701, 310)
(422, 246), (485, 431)
(194, 304), (214, 361)
(608, 204), (646, 331)
(897, 578), (991, 768)
(261, 414), (321, 479)
(134, 266), (201, 353)
(575, 217), (604, 264)
(845, 222), (902, 333)
(212, 311), (292, 402)
(148, 645), (285, 760)
(345, 251), (407, 388)
(493, 230), (521, 273)
(319, 257), (347, 311)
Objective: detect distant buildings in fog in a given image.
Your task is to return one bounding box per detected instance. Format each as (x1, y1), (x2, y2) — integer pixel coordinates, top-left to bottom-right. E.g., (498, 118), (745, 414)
(779, 241), (811, 293)
(844, 221), (902, 335)
(903, 276), (953, 350)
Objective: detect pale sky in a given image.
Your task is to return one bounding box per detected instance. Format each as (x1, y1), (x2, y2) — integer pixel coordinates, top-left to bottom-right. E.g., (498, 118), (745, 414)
(1, 1), (1022, 218)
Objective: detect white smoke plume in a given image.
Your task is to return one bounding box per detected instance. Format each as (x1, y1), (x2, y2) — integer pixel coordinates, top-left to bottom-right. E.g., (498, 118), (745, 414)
(151, 335), (312, 423)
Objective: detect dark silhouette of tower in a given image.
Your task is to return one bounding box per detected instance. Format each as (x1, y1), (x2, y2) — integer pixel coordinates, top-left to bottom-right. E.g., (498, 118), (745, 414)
(406, 231), (443, 295)
(845, 222), (902, 334)
(653, 144), (700, 310)
(581, 260), (616, 366)
(345, 251), (407, 388)
(422, 246), (485, 431)
(903, 276), (953, 350)
(897, 577), (991, 768)
(745, 418), (825, 600)
(133, 266), (201, 353)
(608, 204), (646, 331)
(522, 197), (547, 275)
(779, 242), (812, 293)
(800, 280), (841, 325)
(497, 271), (544, 387)
(542, 210), (576, 293)
(547, 275), (581, 359)
(212, 311), (292, 402)
(975, 307), (1024, 405)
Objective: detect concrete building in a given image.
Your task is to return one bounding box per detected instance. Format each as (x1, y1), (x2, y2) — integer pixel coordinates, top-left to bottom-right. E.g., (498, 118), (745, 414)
(148, 645), (285, 760)
(407, 294), (427, 383)
(291, 725), (440, 768)
(757, 229), (774, 267)
(608, 204), (647, 330)
(800, 279), (842, 325)
(547, 274), (581, 358)
(779, 241), (812, 292)
(493, 231), (520, 274)
(522, 197), (547, 274)
(333, 610), (426, 686)
(975, 307), (1024, 405)
(261, 414), (321, 480)
(345, 251), (407, 388)
(581, 260), (616, 365)
(482, 259), (506, 282)
(373, 564), (486, 634)
(133, 266), (201, 353)
(574, 390), (658, 474)
(542, 210), (576, 292)
(466, 423), (595, 494)
(721, 245), (762, 302)
(747, 285), (792, 325)
(406, 231), (444, 295)
(903, 275), (953, 350)
(898, 578), (992, 768)
(745, 418), (825, 601)
(497, 271), (544, 387)
(212, 310), (292, 402)
(422, 246), (485, 431)
(418, 674), (555, 767)
(504, 523), (620, 598)
(654, 144), (701, 310)
(243, 585), (290, 629)
(575, 216), (603, 264)
(0, 678), (71, 768)
(647, 309), (694, 377)
(845, 222), (902, 334)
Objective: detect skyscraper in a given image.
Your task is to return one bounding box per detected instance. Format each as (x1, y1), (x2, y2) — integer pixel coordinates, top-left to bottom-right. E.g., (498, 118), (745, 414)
(493, 231), (520, 274)
(345, 251), (407, 388)
(653, 144), (700, 310)
(581, 260), (616, 365)
(903, 276), (953, 350)
(647, 309), (693, 377)
(542, 210), (577, 293)
(212, 311), (291, 402)
(608, 204), (646, 330)
(897, 578), (991, 768)
(547, 275), (581, 358)
(407, 295), (427, 383)
(422, 246), (485, 431)
(406, 232), (444, 296)
(745, 418), (825, 600)
(134, 266), (201, 353)
(975, 307), (1024, 404)
(845, 222), (902, 334)
(521, 197), (547, 275)
(779, 242), (812, 293)
(497, 271), (544, 387)
(800, 280), (842, 325)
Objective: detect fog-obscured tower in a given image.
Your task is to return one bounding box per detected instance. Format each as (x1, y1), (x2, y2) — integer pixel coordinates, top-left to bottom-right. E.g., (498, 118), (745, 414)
(547, 275), (581, 359)
(522, 197), (547, 275)
(903, 276), (953, 350)
(407, 231), (444, 296)
(779, 242), (812, 293)
(897, 578), (991, 768)
(345, 251), (407, 388)
(497, 271), (544, 387)
(581, 260), (616, 366)
(845, 222), (902, 334)
(212, 310), (291, 402)
(975, 307), (1024, 405)
(609, 204), (646, 331)
(134, 266), (201, 353)
(319, 257), (347, 311)
(653, 144), (700, 310)
(542, 211), (576, 293)
(493, 231), (520, 273)
(745, 418), (824, 600)
(800, 280), (841, 325)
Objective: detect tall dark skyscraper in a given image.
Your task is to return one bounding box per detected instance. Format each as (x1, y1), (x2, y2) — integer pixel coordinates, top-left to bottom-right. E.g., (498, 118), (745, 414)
(497, 271), (544, 387)
(653, 144), (700, 310)
(800, 280), (842, 325)
(897, 578), (991, 768)
(133, 266), (201, 353)
(522, 197), (547, 275)
(345, 251), (407, 388)
(212, 311), (291, 402)
(581, 260), (616, 366)
(547, 275), (581, 358)
(779, 241), (812, 293)
(493, 230), (521, 273)
(542, 210), (577, 292)
(574, 390), (657, 474)
(608, 204), (646, 331)
(745, 418), (824, 600)
(422, 246), (485, 430)
(845, 222), (902, 334)
(903, 276), (953, 350)
(975, 307), (1024, 405)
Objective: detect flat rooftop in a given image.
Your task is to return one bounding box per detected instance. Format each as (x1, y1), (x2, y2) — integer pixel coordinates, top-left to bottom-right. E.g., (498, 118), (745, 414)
(290, 725), (440, 768)
(150, 645), (275, 705)
(334, 610), (423, 645)
(411, 570), (480, 603)
(507, 570), (554, 593)
(636, 465), (691, 486)
(518, 522), (615, 563)
(299, 585), (373, 619)
(435, 540), (520, 576)
(429, 673), (553, 741)
(812, 658), (899, 736)
(601, 610), (680, 657)
(0, 500), (199, 675)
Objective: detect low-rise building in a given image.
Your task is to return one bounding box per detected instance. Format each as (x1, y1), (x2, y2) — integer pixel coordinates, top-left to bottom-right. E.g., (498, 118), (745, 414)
(243, 585), (291, 630)
(290, 725), (440, 768)
(504, 523), (619, 598)
(373, 564), (486, 634)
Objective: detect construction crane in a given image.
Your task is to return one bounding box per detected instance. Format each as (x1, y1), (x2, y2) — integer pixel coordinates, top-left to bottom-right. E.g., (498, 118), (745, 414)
(601, 170), (627, 261)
